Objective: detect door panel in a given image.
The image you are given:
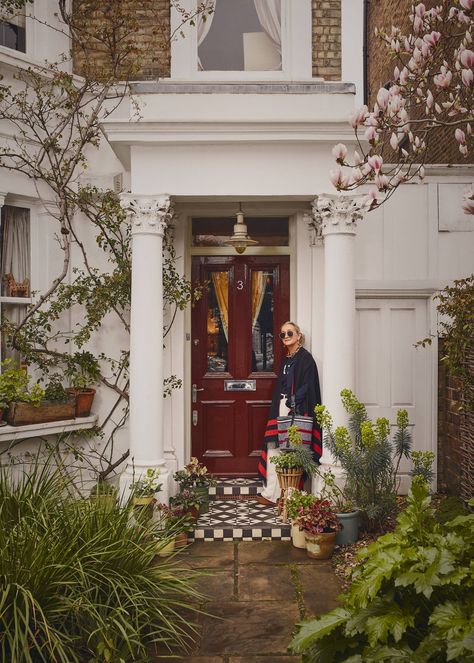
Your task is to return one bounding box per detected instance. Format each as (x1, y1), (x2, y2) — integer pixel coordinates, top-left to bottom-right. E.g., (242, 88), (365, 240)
(192, 255), (290, 475)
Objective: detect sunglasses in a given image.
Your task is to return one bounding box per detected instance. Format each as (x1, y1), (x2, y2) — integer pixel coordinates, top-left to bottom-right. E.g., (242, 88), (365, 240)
(279, 330), (295, 339)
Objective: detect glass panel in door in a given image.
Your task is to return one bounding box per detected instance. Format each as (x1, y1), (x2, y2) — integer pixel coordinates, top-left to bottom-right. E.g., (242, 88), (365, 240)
(207, 270), (229, 373)
(251, 270), (274, 372)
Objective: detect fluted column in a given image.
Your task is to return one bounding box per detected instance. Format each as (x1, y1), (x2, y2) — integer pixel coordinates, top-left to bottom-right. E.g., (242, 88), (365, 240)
(119, 193), (173, 503)
(310, 194), (368, 480)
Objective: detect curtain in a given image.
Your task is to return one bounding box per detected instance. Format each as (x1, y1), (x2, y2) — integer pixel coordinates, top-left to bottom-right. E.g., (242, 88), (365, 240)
(1, 205), (30, 293)
(1, 205), (30, 364)
(211, 271), (228, 341)
(251, 271), (266, 330)
(197, 0), (216, 70)
(254, 0), (282, 64)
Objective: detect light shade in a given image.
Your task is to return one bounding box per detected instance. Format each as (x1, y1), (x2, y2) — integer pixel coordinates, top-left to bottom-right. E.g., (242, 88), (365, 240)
(224, 209), (258, 254)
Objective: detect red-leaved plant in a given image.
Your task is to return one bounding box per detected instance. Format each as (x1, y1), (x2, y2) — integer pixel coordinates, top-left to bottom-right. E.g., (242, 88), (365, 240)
(298, 499), (341, 535)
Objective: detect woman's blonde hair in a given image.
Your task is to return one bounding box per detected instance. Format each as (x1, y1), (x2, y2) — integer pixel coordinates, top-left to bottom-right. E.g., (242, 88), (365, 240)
(280, 321), (305, 347)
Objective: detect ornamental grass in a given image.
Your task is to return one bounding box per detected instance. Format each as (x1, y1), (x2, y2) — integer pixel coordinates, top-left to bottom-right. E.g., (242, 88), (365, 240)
(0, 461), (203, 662)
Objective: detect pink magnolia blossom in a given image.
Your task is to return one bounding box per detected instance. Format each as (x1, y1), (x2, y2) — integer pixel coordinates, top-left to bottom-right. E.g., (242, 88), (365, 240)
(390, 132), (399, 150)
(462, 187), (474, 215)
(433, 69), (453, 88)
(364, 126), (379, 143)
(423, 31), (441, 47)
(368, 155), (383, 172)
(351, 167), (363, 183)
(414, 3), (426, 17)
(460, 0), (472, 9)
(353, 150), (364, 165)
(332, 143), (348, 162)
(460, 49), (474, 68)
(349, 105), (368, 128)
(413, 15), (424, 33)
(376, 87), (390, 110)
(375, 173), (390, 190)
(462, 68), (474, 86)
(426, 89), (434, 110)
(329, 168), (349, 190)
(455, 128), (466, 143)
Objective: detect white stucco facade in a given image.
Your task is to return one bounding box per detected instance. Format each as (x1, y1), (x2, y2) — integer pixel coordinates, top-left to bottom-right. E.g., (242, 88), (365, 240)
(1, 0), (473, 495)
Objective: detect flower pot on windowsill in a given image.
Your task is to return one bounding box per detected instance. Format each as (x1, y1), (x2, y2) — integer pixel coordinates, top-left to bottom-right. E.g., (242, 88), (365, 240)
(6, 398), (76, 426)
(66, 388), (96, 417)
(304, 531), (337, 559)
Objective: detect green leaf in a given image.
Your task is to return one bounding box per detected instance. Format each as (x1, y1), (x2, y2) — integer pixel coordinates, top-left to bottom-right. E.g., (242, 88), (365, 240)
(290, 608), (350, 652)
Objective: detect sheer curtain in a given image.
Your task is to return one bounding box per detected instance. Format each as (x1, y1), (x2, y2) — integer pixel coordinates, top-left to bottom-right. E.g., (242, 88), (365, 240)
(1, 205), (30, 364)
(211, 271), (229, 340)
(197, 0), (216, 70)
(251, 271), (266, 330)
(254, 0), (282, 65)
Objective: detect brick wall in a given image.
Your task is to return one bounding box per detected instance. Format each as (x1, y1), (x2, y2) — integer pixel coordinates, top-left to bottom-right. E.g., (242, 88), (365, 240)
(438, 340), (474, 500)
(312, 0), (341, 80)
(72, 0), (170, 81)
(367, 0), (466, 164)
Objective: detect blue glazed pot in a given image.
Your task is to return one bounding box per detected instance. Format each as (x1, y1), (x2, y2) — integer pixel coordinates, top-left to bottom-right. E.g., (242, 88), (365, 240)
(336, 510), (359, 546)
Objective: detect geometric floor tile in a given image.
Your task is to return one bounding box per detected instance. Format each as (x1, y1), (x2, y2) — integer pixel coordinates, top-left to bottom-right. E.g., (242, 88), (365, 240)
(210, 477), (262, 499)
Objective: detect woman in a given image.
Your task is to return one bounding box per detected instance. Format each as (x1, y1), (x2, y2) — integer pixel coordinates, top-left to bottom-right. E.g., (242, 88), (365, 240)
(257, 321), (322, 504)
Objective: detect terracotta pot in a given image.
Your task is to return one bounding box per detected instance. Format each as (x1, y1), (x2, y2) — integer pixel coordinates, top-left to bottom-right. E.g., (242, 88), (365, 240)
(174, 531), (188, 549)
(291, 522), (306, 549)
(67, 388), (96, 417)
(156, 537), (175, 557)
(304, 531), (337, 559)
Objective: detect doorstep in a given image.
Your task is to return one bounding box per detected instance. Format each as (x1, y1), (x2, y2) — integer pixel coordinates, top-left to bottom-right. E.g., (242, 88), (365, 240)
(191, 478), (290, 542)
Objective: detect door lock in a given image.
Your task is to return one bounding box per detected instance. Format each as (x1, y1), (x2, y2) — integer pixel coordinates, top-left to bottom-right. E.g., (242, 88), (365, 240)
(192, 410), (198, 426)
(192, 383), (204, 403)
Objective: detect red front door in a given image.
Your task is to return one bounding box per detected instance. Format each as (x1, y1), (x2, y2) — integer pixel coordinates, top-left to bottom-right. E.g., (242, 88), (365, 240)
(191, 255), (290, 475)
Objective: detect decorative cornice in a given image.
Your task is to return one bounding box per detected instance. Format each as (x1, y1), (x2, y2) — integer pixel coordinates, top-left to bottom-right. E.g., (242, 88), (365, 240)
(311, 194), (371, 239)
(0, 192), (7, 207)
(119, 193), (172, 236)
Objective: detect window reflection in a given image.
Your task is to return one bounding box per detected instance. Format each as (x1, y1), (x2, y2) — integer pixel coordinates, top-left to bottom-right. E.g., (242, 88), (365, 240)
(251, 271), (274, 372)
(207, 271), (229, 372)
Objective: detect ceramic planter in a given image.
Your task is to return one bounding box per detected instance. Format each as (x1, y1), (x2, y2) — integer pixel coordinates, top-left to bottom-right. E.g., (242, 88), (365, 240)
(304, 531), (337, 559)
(291, 522), (306, 549)
(194, 485), (210, 514)
(336, 510), (360, 546)
(156, 537), (175, 557)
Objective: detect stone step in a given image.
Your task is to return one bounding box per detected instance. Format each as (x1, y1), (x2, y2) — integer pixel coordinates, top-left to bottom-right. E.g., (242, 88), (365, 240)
(189, 498), (291, 542)
(209, 476), (262, 499)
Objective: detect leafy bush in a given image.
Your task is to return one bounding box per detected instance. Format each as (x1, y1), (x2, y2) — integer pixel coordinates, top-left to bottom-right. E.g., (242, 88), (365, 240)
(285, 489), (318, 522)
(290, 478), (474, 662)
(315, 390), (413, 530)
(0, 359), (45, 407)
(0, 461), (203, 662)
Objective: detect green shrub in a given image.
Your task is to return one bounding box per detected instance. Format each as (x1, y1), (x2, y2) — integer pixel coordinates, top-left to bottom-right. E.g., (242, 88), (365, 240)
(0, 461), (203, 662)
(290, 478), (474, 662)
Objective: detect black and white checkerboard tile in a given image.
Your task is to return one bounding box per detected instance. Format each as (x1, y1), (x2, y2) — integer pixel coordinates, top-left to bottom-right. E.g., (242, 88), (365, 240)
(209, 476), (262, 499)
(190, 498), (291, 542)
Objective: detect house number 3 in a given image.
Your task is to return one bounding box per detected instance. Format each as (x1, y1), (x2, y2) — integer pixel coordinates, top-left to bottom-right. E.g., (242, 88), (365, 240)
(236, 280), (244, 291)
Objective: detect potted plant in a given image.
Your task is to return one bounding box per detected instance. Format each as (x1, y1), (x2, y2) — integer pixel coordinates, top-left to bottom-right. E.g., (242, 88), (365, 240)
(315, 389), (413, 532)
(89, 478), (118, 508)
(317, 468), (360, 546)
(297, 498), (341, 559)
(285, 488), (318, 549)
(271, 425), (319, 511)
(0, 359), (46, 425)
(173, 457), (216, 514)
(130, 468), (162, 523)
(169, 488), (203, 523)
(65, 351), (100, 417)
(155, 503), (193, 550)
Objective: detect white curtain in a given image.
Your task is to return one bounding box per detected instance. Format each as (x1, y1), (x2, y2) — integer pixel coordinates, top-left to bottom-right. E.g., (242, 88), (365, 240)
(254, 0), (282, 61)
(197, 0), (216, 70)
(1, 205), (30, 364)
(251, 271), (267, 330)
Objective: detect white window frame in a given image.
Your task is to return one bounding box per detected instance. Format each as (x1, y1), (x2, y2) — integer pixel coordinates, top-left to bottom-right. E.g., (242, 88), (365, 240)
(170, 0), (313, 80)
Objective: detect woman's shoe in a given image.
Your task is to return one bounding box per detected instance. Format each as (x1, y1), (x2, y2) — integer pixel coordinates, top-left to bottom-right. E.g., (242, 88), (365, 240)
(255, 495), (275, 506)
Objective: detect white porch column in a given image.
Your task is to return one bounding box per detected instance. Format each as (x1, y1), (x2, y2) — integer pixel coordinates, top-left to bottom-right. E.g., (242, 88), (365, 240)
(119, 193), (173, 504)
(310, 194), (368, 484)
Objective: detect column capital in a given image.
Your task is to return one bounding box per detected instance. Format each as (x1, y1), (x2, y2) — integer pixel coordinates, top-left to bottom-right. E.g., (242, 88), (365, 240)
(120, 193), (172, 236)
(311, 194), (370, 239)
(0, 192), (7, 208)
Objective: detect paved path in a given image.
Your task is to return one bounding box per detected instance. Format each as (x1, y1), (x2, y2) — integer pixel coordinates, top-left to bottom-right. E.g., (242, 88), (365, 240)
(158, 540), (341, 663)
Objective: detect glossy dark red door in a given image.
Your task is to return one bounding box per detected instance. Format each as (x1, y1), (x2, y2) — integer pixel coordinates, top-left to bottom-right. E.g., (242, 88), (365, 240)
(191, 255), (289, 475)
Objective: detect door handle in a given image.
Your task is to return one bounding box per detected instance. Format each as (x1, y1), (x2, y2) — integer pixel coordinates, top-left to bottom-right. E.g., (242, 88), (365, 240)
(192, 383), (204, 403)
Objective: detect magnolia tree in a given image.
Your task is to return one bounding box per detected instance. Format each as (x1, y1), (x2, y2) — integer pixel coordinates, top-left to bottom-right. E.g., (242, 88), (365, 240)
(330, 0), (473, 212)
(330, 0), (474, 405)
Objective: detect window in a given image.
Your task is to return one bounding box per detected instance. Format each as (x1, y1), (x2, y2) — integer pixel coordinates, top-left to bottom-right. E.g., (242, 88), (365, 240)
(0, 205), (31, 365)
(0, 9), (26, 52)
(198, 0), (281, 72)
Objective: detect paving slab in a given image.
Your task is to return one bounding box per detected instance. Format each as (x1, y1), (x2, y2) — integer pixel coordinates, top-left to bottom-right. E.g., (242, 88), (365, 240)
(238, 563), (296, 602)
(193, 570), (235, 601)
(296, 563), (341, 617)
(200, 601), (300, 656)
(238, 540), (313, 565)
(230, 657), (301, 662)
(159, 658), (224, 663)
(178, 541), (235, 569)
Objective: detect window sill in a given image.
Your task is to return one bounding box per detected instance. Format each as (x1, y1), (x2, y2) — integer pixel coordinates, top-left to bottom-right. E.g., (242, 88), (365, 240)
(0, 415), (98, 442)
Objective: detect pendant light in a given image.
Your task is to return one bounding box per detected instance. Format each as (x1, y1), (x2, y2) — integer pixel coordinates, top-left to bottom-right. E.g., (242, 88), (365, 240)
(224, 203), (258, 254)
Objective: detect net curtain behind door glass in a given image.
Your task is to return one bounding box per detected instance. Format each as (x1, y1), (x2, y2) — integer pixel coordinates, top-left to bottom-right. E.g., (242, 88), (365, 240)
(198, 0), (282, 70)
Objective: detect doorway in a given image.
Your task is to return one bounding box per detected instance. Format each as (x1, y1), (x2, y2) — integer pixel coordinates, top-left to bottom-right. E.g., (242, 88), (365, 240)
(191, 255), (290, 475)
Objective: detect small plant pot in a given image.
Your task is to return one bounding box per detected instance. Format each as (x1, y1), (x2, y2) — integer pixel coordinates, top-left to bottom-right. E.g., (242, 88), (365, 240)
(174, 531), (188, 549)
(67, 388), (96, 417)
(156, 537), (175, 557)
(291, 522), (306, 549)
(304, 531), (337, 559)
(194, 485), (210, 515)
(336, 510), (360, 546)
